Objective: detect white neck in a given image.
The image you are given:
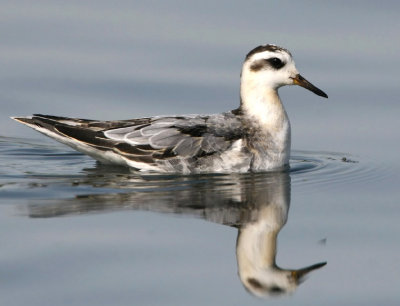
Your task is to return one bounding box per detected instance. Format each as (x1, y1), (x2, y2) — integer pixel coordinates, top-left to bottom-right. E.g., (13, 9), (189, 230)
(239, 76), (291, 170)
(240, 80), (288, 129)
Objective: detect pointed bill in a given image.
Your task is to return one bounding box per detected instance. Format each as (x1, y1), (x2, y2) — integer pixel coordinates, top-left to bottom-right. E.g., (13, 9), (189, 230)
(292, 74), (328, 98)
(291, 261), (327, 283)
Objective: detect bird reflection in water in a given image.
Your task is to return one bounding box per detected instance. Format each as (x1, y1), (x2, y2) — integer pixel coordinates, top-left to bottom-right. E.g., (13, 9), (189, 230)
(27, 166), (326, 298)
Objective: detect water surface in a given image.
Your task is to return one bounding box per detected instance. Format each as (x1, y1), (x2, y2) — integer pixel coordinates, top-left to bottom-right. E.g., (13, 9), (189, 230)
(2, 136), (399, 305)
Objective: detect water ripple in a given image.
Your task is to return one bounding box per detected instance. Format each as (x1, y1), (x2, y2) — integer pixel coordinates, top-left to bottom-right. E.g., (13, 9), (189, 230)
(290, 150), (389, 191)
(0, 136), (389, 196)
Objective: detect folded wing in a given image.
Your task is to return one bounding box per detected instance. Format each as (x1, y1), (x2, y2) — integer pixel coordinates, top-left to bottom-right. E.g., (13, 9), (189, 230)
(12, 113), (244, 171)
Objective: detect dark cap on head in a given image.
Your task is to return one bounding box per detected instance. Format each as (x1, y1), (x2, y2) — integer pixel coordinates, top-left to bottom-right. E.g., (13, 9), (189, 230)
(246, 44), (292, 60)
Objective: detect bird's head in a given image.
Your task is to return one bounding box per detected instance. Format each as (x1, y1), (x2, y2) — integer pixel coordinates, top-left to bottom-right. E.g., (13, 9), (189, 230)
(241, 44), (328, 98)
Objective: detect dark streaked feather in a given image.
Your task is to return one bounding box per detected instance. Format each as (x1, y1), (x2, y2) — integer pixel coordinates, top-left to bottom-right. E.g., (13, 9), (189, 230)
(55, 125), (114, 149)
(17, 112), (245, 167)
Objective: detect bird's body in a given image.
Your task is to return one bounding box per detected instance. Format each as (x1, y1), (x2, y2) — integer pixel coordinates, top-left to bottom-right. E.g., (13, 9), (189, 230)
(12, 44), (327, 174)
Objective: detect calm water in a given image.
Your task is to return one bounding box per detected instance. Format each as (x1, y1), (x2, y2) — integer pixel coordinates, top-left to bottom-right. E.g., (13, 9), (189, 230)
(1, 1), (400, 305)
(1, 137), (398, 305)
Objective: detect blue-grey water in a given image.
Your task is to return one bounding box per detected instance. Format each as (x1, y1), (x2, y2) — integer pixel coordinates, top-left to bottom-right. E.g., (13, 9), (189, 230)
(1, 1), (400, 305)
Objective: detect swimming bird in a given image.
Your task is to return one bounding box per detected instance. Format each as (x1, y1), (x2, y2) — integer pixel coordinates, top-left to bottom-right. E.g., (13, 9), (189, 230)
(12, 44), (327, 173)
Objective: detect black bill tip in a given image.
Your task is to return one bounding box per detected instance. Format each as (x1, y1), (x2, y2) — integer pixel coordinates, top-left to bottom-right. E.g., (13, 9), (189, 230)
(292, 74), (328, 98)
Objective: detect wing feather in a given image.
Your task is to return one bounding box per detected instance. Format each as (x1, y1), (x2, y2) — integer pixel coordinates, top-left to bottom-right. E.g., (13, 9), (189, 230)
(104, 125), (146, 140)
(102, 113), (244, 163)
(173, 137), (202, 157)
(18, 113), (245, 169)
(149, 129), (185, 148)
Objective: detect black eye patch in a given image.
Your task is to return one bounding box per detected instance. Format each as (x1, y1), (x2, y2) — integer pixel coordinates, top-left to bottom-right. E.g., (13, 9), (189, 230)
(266, 57), (285, 69)
(249, 57), (286, 72)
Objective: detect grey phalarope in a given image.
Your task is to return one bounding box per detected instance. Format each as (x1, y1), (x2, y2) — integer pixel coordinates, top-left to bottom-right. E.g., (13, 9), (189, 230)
(12, 44), (328, 173)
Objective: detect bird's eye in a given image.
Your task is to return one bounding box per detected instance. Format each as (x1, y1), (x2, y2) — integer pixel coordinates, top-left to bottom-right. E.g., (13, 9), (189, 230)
(266, 57), (285, 69)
